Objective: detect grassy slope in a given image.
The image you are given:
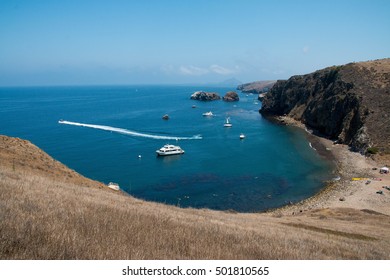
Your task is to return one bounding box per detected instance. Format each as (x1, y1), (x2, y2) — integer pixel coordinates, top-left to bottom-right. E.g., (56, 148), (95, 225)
(1, 135), (390, 259)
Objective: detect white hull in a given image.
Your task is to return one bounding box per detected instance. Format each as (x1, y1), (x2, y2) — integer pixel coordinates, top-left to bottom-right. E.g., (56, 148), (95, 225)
(107, 182), (120, 191)
(156, 150), (185, 156)
(202, 111), (213, 117)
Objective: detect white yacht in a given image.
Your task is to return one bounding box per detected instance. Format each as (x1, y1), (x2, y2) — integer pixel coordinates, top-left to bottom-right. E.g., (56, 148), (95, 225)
(223, 117), (232, 127)
(202, 111), (213, 117)
(239, 133), (245, 139)
(156, 144), (185, 156)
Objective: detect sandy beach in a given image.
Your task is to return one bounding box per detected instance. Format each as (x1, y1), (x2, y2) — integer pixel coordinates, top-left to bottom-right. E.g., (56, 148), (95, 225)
(272, 116), (390, 216)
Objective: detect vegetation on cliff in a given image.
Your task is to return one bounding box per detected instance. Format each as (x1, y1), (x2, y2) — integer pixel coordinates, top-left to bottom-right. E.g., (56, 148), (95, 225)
(260, 59), (390, 154)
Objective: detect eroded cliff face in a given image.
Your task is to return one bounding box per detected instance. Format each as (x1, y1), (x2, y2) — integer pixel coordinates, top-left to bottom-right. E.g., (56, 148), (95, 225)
(260, 59), (390, 154)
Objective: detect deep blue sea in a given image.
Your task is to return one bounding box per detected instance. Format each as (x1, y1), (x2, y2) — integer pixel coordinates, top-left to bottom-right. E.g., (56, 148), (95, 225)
(0, 85), (333, 212)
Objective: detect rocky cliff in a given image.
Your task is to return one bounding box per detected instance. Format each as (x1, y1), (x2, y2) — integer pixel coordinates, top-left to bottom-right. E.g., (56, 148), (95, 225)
(260, 59), (390, 154)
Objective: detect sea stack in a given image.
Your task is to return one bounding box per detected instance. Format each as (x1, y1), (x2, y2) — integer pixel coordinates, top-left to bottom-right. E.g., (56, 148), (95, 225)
(223, 91), (239, 102)
(190, 91), (221, 101)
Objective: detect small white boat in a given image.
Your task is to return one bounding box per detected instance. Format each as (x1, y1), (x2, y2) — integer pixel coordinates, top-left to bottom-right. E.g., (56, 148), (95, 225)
(202, 111), (213, 117)
(156, 144), (185, 156)
(239, 133), (245, 139)
(224, 117), (232, 127)
(107, 182), (120, 191)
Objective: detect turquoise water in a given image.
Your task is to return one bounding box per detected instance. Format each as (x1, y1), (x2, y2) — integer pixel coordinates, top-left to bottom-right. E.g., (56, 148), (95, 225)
(0, 85), (333, 212)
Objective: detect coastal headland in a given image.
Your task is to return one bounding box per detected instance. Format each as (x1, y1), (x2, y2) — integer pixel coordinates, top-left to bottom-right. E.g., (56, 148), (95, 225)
(1, 59), (390, 259)
(258, 58), (390, 216)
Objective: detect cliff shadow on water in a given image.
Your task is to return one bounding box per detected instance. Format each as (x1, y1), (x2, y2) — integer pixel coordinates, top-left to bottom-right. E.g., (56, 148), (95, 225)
(260, 58), (390, 156)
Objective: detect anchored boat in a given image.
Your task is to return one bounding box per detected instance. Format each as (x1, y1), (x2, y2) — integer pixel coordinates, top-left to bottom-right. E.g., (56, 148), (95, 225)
(224, 117), (232, 127)
(156, 144), (185, 156)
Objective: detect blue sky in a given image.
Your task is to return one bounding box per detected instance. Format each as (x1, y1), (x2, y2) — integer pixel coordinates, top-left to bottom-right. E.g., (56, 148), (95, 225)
(0, 0), (389, 86)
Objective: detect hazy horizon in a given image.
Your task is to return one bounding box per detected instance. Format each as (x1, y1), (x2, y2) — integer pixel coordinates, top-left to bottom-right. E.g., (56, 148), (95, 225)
(1, 0), (389, 86)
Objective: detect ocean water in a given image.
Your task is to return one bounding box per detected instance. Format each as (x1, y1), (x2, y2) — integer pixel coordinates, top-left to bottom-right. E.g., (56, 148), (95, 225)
(0, 85), (333, 212)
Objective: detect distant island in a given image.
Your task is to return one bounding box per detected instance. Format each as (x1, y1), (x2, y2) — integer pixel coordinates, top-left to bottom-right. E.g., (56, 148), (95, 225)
(218, 77), (243, 87)
(237, 80), (277, 94)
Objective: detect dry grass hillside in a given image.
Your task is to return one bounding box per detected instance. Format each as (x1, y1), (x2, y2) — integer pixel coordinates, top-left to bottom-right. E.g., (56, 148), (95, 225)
(1, 135), (390, 259)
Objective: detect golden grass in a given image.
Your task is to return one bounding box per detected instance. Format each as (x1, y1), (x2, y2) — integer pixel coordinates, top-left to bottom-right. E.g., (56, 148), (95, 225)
(283, 223), (377, 241)
(1, 135), (390, 259)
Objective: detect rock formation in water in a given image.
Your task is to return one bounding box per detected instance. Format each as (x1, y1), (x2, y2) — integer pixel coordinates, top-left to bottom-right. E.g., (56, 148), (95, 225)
(260, 59), (390, 154)
(190, 91), (221, 101)
(223, 91), (239, 102)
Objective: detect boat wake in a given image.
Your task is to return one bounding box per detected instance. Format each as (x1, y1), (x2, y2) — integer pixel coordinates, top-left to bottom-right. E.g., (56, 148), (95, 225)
(58, 120), (202, 140)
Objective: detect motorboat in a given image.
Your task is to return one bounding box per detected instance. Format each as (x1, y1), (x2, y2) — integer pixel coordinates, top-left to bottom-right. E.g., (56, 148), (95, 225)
(162, 114), (169, 120)
(224, 117), (232, 127)
(239, 133), (245, 139)
(202, 111), (213, 117)
(156, 144), (185, 156)
(107, 182), (120, 191)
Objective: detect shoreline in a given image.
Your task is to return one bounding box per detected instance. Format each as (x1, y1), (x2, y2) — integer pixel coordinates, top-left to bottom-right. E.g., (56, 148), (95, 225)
(2, 129), (389, 216)
(3, 133), (390, 259)
(268, 116), (390, 216)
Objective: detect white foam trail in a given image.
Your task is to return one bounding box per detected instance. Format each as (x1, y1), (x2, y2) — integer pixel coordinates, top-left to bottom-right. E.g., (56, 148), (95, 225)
(309, 142), (316, 151)
(59, 120), (202, 140)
